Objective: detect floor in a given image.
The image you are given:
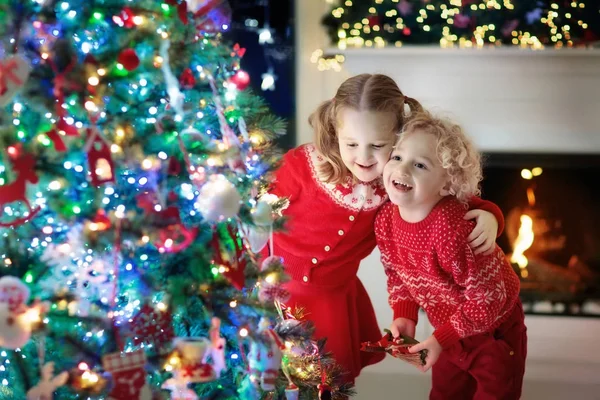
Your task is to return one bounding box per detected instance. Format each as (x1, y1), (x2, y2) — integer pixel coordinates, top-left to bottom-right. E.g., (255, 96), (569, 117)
(354, 370), (600, 400)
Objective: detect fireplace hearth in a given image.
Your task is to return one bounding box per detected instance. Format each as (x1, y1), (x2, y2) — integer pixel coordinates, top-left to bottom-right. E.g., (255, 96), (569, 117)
(482, 153), (600, 317)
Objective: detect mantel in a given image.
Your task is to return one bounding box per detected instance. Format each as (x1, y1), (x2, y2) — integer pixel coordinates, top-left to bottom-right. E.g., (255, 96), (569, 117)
(327, 46), (600, 57)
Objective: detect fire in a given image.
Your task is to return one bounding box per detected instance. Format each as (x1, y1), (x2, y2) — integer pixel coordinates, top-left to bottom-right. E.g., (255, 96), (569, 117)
(511, 214), (534, 278)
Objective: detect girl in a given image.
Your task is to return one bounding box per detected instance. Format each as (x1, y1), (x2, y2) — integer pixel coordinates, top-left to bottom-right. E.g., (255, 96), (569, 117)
(266, 74), (504, 381)
(375, 111), (526, 399)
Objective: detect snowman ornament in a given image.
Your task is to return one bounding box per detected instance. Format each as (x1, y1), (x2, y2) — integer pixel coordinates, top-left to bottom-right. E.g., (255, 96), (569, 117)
(248, 317), (285, 391)
(0, 276), (45, 349)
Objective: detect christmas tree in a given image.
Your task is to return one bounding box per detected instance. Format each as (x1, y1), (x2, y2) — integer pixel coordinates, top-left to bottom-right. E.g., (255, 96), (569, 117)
(322, 0), (600, 49)
(0, 1), (353, 399)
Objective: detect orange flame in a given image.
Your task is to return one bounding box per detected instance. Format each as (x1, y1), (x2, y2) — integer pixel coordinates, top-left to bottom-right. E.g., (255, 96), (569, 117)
(511, 214), (534, 278)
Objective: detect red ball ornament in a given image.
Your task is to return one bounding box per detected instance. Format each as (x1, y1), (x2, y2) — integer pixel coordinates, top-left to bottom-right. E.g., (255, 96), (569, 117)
(117, 48), (140, 71)
(367, 16), (381, 26)
(116, 7), (136, 28)
(229, 70), (250, 91)
(179, 68), (196, 89)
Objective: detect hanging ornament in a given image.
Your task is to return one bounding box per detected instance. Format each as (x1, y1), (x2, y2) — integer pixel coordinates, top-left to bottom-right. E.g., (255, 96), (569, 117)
(252, 199), (274, 227)
(69, 362), (108, 394)
(73, 258), (114, 317)
(396, 0), (413, 16)
(39, 226), (115, 316)
(172, 337), (216, 383)
(258, 26), (274, 45)
(231, 43), (246, 58)
(118, 48), (140, 71)
(0, 55), (32, 107)
(453, 14), (472, 29)
(209, 317), (226, 378)
(210, 226), (247, 290)
(45, 58), (79, 144)
(228, 70), (250, 91)
(366, 16), (380, 27)
(157, 224), (198, 253)
(258, 283), (290, 304)
(84, 128), (115, 187)
(243, 224), (270, 253)
(258, 257), (289, 303)
(260, 256), (282, 272)
(168, 157), (182, 176)
(155, 113), (177, 134)
(228, 154), (246, 174)
(0, 152), (41, 227)
(285, 383), (299, 400)
(196, 174), (241, 222)
(102, 350), (152, 400)
(88, 209), (111, 232)
(113, 7), (137, 28)
(130, 303), (174, 350)
(261, 69), (277, 91)
(26, 362), (69, 400)
(318, 383), (332, 400)
(242, 196), (275, 253)
(45, 129), (68, 152)
(136, 191), (198, 253)
(179, 68), (196, 89)
(161, 376), (198, 400)
(0, 276), (47, 349)
(189, 0), (232, 34)
(248, 317), (284, 391)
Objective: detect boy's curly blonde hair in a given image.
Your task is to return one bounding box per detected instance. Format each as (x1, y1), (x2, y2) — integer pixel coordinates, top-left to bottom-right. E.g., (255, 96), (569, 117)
(399, 111), (482, 203)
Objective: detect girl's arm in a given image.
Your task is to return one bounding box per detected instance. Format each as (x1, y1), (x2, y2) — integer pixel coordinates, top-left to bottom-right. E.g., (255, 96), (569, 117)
(465, 197), (505, 255)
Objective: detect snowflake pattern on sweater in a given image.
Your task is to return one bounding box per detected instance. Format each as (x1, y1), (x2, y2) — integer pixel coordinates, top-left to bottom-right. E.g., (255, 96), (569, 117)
(375, 197), (520, 349)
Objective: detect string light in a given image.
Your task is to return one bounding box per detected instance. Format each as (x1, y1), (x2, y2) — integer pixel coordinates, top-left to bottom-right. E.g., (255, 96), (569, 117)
(324, 1), (596, 50)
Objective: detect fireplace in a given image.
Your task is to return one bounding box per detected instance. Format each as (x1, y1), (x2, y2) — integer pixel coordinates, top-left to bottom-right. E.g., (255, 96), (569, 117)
(482, 153), (600, 317)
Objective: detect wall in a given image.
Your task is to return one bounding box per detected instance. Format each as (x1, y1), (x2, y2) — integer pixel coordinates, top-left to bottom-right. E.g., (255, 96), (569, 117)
(296, 0), (600, 385)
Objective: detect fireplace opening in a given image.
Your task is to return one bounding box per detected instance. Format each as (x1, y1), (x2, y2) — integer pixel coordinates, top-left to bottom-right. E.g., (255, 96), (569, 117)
(482, 153), (600, 317)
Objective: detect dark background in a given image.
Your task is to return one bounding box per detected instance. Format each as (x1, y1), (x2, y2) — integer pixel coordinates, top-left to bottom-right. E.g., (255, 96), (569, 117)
(227, 0), (296, 150)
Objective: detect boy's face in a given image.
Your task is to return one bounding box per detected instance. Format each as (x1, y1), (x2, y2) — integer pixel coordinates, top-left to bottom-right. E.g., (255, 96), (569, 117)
(383, 131), (449, 212)
(337, 108), (396, 183)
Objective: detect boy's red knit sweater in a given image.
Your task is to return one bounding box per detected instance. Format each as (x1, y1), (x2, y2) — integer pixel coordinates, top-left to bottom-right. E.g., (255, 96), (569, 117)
(375, 197), (520, 349)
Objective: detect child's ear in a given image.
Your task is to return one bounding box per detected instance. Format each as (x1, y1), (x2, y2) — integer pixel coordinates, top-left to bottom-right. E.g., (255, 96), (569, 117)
(439, 181), (453, 197)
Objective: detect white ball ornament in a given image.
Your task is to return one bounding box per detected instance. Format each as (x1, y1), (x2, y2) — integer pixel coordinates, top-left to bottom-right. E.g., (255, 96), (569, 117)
(196, 174), (241, 222)
(251, 199), (273, 227)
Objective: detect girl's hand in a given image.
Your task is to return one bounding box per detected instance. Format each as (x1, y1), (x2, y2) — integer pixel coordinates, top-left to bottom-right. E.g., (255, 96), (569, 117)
(464, 210), (498, 255)
(408, 335), (443, 372)
(389, 317), (416, 339)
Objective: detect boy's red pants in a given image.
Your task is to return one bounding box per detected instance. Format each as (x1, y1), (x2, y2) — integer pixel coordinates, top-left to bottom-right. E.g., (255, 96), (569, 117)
(430, 301), (527, 400)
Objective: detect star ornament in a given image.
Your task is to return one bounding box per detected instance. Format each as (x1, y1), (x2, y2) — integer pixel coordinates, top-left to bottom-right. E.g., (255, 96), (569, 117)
(261, 70), (277, 91)
(258, 27), (274, 44)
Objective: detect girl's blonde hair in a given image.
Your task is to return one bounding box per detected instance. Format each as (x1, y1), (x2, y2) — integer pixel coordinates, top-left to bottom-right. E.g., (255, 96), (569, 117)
(400, 111), (482, 203)
(309, 74), (421, 185)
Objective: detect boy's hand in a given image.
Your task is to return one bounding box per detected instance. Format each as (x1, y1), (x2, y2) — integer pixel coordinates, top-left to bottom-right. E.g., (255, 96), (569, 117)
(408, 335), (442, 372)
(389, 317), (416, 339)
(464, 209), (498, 255)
